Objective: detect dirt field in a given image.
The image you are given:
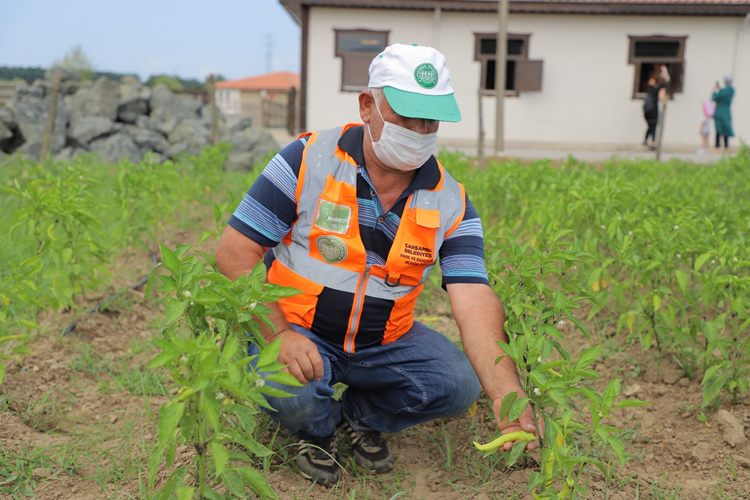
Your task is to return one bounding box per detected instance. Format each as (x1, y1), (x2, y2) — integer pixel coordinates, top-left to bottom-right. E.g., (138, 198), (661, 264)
(1, 243), (749, 500)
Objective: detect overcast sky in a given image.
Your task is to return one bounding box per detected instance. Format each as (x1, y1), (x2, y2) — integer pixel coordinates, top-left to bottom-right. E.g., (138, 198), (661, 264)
(0, 0), (301, 82)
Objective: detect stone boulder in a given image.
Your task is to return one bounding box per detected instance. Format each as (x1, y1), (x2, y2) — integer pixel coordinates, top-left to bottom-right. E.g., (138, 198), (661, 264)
(122, 124), (169, 154)
(224, 128), (279, 171)
(54, 146), (88, 162)
(117, 79), (151, 124)
(169, 118), (210, 145)
(89, 133), (141, 163)
(68, 116), (114, 147)
(0, 106), (18, 129)
(149, 84), (197, 135)
(0, 108), (22, 153)
(166, 140), (203, 159)
(179, 94), (203, 115)
(69, 77), (119, 121)
(227, 117), (253, 134)
(1, 74), (235, 163)
(9, 83), (67, 158)
(0, 122), (12, 143)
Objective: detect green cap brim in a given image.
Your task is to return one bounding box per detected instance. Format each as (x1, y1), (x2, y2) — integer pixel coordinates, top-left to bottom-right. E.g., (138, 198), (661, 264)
(383, 86), (461, 123)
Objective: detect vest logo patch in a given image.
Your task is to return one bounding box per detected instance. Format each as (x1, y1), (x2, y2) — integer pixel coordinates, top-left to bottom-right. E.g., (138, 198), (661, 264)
(316, 236), (348, 264)
(315, 200), (351, 234)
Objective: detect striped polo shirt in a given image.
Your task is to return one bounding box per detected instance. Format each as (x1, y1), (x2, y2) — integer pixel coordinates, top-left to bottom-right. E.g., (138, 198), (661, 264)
(228, 125), (490, 344)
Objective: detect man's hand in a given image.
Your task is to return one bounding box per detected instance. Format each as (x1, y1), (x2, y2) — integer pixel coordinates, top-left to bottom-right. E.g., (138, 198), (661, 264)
(492, 388), (544, 452)
(276, 330), (325, 385)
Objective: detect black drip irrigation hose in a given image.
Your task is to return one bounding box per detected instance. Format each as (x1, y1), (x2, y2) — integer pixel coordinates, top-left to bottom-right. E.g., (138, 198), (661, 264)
(63, 251), (159, 335)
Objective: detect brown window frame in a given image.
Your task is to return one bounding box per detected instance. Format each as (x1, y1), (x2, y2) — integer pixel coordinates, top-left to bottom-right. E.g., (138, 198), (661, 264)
(474, 32), (533, 97)
(334, 28), (390, 92)
(628, 35), (687, 99)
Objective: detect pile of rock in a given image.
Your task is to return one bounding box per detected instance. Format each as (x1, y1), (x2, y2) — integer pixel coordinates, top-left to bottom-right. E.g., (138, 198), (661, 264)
(0, 68), (280, 170)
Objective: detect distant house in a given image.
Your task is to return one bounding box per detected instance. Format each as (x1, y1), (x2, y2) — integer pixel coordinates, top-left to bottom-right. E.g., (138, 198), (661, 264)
(216, 71), (299, 129)
(279, 0), (750, 148)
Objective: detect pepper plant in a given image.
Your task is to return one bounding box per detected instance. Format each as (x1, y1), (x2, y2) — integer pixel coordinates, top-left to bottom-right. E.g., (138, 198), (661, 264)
(146, 243), (300, 500)
(483, 222), (649, 499)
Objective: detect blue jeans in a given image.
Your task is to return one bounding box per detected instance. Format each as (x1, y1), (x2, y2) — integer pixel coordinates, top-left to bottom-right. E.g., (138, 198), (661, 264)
(247, 321), (480, 440)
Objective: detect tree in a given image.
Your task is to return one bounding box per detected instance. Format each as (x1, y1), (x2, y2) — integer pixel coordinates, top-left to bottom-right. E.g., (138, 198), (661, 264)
(145, 75), (184, 90)
(54, 45), (95, 80)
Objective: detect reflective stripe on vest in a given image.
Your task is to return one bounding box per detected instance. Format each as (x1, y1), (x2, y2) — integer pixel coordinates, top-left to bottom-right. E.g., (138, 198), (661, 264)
(270, 125), (466, 351)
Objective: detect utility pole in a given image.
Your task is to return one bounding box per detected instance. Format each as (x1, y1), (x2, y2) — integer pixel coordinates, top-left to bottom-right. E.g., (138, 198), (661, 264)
(208, 74), (219, 146)
(495, 0), (509, 155)
(40, 74), (62, 162)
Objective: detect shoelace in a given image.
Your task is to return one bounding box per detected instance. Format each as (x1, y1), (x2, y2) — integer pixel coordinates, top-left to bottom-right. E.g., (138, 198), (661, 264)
(345, 424), (385, 450)
(301, 433), (338, 460)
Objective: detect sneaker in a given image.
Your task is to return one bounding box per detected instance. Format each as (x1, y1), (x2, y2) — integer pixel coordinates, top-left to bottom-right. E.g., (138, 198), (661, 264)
(340, 421), (394, 473)
(296, 432), (342, 487)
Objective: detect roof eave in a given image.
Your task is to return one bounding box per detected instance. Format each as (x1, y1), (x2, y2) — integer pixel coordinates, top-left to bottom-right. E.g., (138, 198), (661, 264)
(278, 0), (750, 17)
(279, 0), (303, 25)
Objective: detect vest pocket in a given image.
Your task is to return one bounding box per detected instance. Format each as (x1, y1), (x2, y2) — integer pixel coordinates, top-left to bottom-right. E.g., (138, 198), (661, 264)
(268, 260), (324, 331)
(384, 206), (439, 287)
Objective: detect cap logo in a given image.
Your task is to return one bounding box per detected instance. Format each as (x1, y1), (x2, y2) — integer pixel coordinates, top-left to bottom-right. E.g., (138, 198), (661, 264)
(414, 63), (438, 89)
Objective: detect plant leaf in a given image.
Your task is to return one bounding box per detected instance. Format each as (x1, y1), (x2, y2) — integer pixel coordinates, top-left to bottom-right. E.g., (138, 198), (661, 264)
(221, 470), (247, 498)
(505, 440), (527, 467)
(507, 398), (530, 424)
(694, 252), (712, 272)
(211, 441), (229, 476)
(157, 400), (185, 444)
(202, 389), (221, 432)
(615, 399), (652, 409)
(159, 243), (182, 280)
(236, 466), (280, 500)
(576, 345), (599, 370)
(499, 391), (519, 421)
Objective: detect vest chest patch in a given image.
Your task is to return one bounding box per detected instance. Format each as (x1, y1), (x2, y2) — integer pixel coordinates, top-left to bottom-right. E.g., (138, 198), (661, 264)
(315, 200), (352, 234)
(400, 243), (434, 265)
(316, 236), (348, 264)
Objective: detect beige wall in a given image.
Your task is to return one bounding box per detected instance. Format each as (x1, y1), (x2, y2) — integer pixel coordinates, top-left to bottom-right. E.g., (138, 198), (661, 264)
(307, 7), (750, 147)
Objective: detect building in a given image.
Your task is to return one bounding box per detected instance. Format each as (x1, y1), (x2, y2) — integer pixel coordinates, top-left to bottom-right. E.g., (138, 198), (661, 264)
(279, 0), (750, 148)
(215, 71), (299, 130)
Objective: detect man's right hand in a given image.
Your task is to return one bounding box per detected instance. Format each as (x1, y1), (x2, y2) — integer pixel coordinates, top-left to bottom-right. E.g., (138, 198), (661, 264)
(275, 330), (325, 385)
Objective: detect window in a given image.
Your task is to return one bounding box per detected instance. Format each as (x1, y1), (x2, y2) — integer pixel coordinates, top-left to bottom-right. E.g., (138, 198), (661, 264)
(474, 33), (543, 95)
(216, 89), (241, 116)
(628, 36), (686, 98)
(334, 29), (389, 92)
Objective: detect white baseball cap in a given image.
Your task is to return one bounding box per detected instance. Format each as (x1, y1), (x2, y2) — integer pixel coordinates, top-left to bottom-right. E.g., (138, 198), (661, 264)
(368, 43), (461, 123)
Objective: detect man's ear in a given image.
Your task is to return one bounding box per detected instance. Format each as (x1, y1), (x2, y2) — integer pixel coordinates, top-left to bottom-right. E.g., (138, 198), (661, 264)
(359, 91), (374, 123)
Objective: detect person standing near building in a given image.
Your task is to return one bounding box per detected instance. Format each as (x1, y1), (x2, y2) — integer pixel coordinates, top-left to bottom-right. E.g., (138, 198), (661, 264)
(642, 64), (670, 150)
(712, 75), (735, 153)
(215, 43), (541, 487)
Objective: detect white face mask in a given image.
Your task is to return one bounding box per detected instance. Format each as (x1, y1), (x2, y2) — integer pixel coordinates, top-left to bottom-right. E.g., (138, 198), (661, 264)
(367, 98), (437, 171)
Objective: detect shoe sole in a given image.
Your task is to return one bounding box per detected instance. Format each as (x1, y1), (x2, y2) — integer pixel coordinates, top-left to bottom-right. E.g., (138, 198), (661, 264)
(353, 448), (395, 473)
(296, 459), (341, 487)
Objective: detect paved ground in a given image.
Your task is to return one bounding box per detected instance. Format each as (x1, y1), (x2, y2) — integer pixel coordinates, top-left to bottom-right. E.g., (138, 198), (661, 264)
(268, 128), (735, 165)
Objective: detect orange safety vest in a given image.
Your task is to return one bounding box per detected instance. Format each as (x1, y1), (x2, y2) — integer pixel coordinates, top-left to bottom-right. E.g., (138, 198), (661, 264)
(267, 125), (467, 353)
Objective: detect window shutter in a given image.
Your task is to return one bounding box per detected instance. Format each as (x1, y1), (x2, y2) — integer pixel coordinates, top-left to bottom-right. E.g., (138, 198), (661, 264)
(668, 62), (684, 94)
(341, 51), (376, 91)
(514, 60), (543, 91)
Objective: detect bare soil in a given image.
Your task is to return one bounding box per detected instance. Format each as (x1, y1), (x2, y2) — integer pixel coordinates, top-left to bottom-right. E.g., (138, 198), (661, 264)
(2, 244), (749, 500)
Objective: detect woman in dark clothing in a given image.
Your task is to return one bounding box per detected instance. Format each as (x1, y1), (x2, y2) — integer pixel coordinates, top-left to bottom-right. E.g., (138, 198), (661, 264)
(642, 65), (670, 149)
(712, 75), (735, 153)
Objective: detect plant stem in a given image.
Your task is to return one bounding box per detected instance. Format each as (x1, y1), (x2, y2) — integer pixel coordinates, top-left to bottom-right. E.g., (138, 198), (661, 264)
(197, 402), (207, 498)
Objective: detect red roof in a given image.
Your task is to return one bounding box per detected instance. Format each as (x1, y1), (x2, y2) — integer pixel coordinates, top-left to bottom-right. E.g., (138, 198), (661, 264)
(216, 71), (299, 91)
